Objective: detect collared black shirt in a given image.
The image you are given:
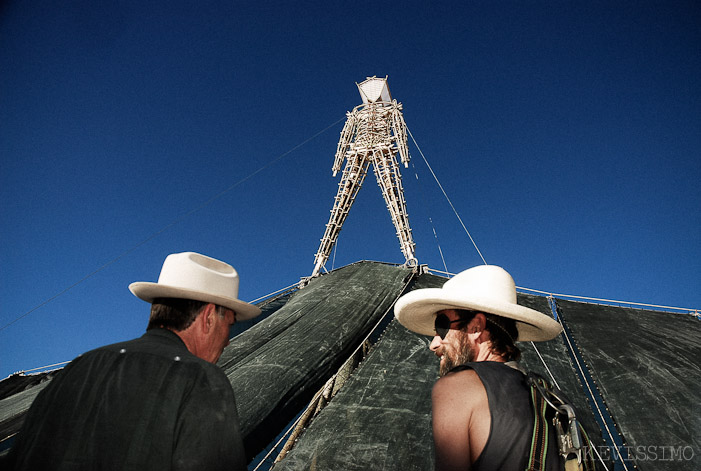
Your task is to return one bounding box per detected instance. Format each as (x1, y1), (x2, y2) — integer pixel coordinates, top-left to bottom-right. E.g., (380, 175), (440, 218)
(7, 329), (246, 471)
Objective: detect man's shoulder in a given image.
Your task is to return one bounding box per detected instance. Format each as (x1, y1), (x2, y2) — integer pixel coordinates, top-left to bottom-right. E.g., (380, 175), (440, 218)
(76, 340), (233, 402)
(92, 329), (196, 364)
(451, 361), (524, 379)
(434, 361), (523, 397)
(87, 331), (227, 379)
(433, 367), (483, 398)
(432, 367), (489, 427)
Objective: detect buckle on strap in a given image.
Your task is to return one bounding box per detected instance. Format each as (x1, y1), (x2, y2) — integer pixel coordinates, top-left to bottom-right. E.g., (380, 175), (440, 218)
(526, 372), (586, 466)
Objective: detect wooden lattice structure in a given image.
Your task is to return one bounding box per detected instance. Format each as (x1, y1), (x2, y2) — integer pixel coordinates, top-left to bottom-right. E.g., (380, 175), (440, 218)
(312, 76), (416, 276)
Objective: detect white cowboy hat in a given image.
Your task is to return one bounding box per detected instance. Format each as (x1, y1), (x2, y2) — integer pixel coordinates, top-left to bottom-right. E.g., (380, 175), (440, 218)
(129, 252), (261, 321)
(394, 265), (561, 342)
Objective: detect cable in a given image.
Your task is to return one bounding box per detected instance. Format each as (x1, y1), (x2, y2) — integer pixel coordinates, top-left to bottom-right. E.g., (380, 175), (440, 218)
(528, 341), (560, 390)
(406, 126), (487, 265)
(249, 282), (301, 304)
(424, 267), (456, 277)
(431, 221), (449, 274)
(0, 117), (346, 334)
(517, 286), (698, 315)
(6, 361), (70, 379)
(409, 161), (448, 273)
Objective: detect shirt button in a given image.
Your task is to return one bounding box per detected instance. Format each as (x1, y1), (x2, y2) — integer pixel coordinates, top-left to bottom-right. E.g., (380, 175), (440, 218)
(174, 356), (181, 361)
(119, 349), (126, 354)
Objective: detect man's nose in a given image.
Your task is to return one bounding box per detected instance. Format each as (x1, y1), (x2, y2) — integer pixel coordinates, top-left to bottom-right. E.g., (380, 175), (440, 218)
(429, 336), (442, 352)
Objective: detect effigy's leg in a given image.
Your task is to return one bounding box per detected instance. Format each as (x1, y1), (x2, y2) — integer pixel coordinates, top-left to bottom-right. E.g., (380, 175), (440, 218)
(371, 149), (417, 265)
(312, 154), (371, 276)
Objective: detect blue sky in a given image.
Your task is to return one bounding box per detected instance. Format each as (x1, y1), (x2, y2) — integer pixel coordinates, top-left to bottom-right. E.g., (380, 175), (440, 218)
(1, 1), (699, 380)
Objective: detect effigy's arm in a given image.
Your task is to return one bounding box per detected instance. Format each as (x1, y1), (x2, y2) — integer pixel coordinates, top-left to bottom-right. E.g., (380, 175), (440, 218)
(390, 104), (410, 167)
(333, 111), (357, 176)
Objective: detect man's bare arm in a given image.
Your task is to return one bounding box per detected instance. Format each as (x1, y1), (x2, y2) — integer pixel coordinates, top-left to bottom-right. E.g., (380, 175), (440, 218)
(432, 369), (491, 470)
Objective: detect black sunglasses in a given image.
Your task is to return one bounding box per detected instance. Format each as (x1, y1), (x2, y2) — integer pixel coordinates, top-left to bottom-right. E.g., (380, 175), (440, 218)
(434, 313), (463, 339)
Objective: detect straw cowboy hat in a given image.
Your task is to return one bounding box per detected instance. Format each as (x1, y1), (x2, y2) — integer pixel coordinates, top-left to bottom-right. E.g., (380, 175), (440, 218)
(129, 252), (261, 321)
(394, 265), (561, 342)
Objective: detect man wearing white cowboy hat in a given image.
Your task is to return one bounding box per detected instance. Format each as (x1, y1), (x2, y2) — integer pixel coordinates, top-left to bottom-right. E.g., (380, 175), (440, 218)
(7, 252), (260, 471)
(394, 264), (563, 471)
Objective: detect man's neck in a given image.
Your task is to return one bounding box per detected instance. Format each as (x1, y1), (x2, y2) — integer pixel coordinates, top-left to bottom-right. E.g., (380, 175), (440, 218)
(473, 341), (507, 363)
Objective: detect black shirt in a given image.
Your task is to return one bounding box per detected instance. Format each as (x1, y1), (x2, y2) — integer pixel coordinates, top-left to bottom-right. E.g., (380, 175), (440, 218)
(7, 329), (246, 471)
(452, 362), (562, 471)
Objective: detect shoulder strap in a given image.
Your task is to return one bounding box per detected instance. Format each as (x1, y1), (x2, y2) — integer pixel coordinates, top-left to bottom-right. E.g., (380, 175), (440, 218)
(525, 372), (595, 471)
(526, 376), (551, 471)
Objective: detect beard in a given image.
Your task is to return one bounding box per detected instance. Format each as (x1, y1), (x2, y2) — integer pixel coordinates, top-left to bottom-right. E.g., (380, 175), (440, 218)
(439, 332), (476, 377)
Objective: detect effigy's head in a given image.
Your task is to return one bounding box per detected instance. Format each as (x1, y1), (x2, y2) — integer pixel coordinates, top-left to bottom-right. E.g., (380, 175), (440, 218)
(357, 76), (392, 104)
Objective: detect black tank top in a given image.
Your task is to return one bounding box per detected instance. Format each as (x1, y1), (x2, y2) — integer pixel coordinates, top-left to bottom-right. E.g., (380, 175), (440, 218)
(450, 362), (562, 471)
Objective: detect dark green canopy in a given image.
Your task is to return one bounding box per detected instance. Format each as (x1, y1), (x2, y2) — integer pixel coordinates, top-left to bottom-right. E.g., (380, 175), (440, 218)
(1, 261), (699, 470)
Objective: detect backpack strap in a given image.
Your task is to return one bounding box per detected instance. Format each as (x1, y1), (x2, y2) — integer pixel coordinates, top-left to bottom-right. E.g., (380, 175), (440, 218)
(525, 372), (595, 471)
(526, 376), (551, 471)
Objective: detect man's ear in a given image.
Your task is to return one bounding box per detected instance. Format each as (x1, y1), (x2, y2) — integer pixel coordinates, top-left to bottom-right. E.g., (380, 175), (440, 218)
(472, 313), (489, 342)
(473, 313), (487, 332)
(199, 303), (218, 334)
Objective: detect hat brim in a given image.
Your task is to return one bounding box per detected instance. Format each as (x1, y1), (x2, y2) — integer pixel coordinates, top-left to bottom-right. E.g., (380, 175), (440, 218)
(129, 282), (261, 321)
(394, 288), (561, 342)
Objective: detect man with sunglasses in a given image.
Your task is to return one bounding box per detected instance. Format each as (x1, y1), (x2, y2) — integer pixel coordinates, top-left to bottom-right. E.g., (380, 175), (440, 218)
(394, 265), (563, 471)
